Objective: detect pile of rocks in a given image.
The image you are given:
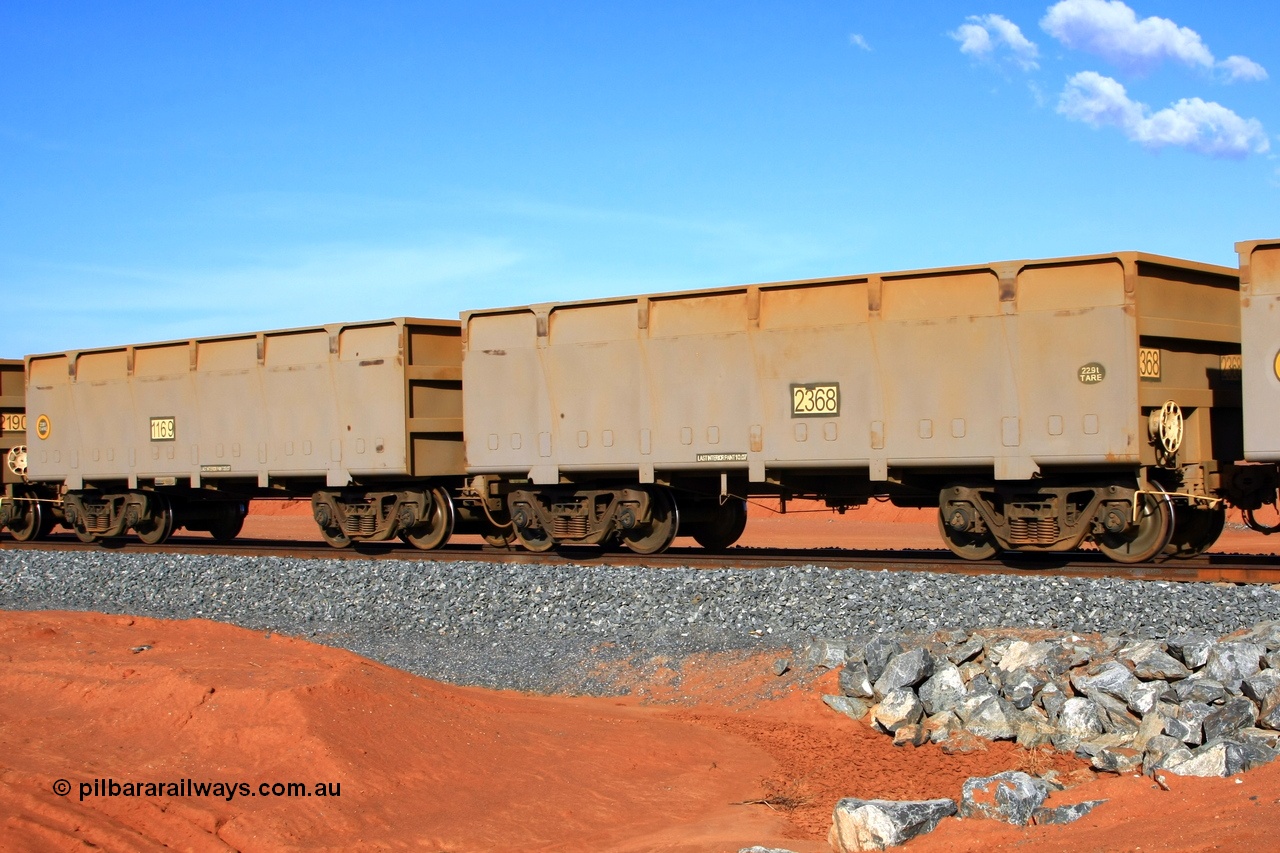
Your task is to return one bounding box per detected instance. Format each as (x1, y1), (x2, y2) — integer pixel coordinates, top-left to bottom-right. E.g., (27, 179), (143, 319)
(827, 769), (1105, 852)
(744, 769), (1105, 853)
(802, 620), (1280, 778)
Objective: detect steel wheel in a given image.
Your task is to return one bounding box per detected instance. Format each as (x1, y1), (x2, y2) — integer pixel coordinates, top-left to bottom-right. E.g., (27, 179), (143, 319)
(1165, 504), (1226, 558)
(208, 503), (246, 541)
(73, 524), (99, 544)
(508, 494), (554, 552)
(622, 488), (679, 555)
(482, 528), (517, 548)
(401, 487), (455, 551)
(1097, 492), (1174, 563)
(512, 521), (554, 552)
(320, 524), (353, 548)
(135, 496), (175, 545)
(937, 507), (999, 560)
(690, 498), (747, 551)
(5, 494), (46, 542)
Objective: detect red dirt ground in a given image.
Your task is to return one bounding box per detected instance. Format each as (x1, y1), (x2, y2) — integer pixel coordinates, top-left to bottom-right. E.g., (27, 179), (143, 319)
(6, 501), (1280, 851)
(3, 610), (1280, 852)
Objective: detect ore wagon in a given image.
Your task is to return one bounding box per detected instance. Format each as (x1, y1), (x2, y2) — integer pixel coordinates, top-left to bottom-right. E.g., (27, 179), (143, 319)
(1232, 238), (1280, 533)
(0, 359), (62, 539)
(462, 251), (1243, 562)
(25, 318), (498, 547)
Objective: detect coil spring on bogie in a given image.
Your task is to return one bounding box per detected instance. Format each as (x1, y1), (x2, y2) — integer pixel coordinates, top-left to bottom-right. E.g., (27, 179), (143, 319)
(553, 516), (590, 538)
(85, 513), (112, 533)
(1008, 517), (1059, 545)
(343, 513), (377, 536)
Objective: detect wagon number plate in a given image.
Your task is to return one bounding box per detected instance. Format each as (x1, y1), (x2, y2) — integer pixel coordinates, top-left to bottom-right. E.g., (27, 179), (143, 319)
(150, 416), (176, 441)
(1, 413), (25, 432)
(1138, 347), (1161, 380)
(791, 383), (840, 417)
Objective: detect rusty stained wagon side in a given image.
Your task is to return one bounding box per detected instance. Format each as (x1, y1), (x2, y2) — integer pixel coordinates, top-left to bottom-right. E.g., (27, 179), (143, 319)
(1233, 238), (1280, 533)
(25, 318), (491, 548)
(462, 251), (1242, 562)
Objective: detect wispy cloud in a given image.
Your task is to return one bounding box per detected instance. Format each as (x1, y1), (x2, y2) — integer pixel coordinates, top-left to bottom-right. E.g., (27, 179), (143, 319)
(6, 241), (525, 354)
(1219, 55), (1268, 84)
(1040, 0), (1267, 81)
(1058, 71), (1270, 158)
(951, 14), (1040, 71)
(849, 33), (871, 52)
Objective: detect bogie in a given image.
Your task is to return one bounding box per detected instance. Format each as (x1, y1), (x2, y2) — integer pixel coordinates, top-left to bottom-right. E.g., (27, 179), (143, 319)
(312, 487), (457, 550)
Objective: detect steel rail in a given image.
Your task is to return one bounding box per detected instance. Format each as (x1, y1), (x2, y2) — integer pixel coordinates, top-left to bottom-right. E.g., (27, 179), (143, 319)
(1, 534), (1277, 584)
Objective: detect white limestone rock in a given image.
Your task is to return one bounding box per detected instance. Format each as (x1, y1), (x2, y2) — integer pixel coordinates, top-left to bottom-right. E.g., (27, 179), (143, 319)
(1056, 697), (1104, 740)
(829, 798), (956, 852)
(869, 688), (924, 734)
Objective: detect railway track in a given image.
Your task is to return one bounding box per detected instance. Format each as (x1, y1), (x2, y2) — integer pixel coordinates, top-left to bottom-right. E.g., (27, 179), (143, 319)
(2, 534), (1277, 585)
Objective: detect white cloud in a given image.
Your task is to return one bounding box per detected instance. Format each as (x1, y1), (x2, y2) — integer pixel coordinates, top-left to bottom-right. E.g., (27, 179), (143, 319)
(1041, 0), (1211, 72)
(1219, 55), (1268, 83)
(951, 14), (1039, 71)
(849, 33), (871, 51)
(1041, 0), (1267, 82)
(1058, 71), (1270, 158)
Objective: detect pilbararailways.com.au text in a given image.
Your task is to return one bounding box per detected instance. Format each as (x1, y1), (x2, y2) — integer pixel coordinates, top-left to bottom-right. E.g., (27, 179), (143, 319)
(54, 777), (341, 802)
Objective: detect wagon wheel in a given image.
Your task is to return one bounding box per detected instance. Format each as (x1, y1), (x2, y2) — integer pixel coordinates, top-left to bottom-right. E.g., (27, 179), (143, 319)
(621, 487), (679, 555)
(512, 522), (554, 552)
(482, 528), (517, 548)
(207, 503), (246, 542)
(936, 507), (999, 561)
(1164, 503), (1226, 558)
(1096, 491), (1174, 563)
(135, 496), (175, 545)
(319, 524), (353, 548)
(690, 498), (747, 551)
(72, 523), (99, 544)
(400, 487), (455, 551)
(5, 492), (46, 542)
(508, 495), (555, 552)
(38, 504), (57, 537)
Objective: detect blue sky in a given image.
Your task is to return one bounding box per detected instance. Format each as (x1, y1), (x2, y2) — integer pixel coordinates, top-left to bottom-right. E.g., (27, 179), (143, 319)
(2, 1), (1276, 356)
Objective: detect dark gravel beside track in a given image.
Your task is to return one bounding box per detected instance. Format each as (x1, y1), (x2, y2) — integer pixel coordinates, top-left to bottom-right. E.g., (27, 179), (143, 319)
(3, 550), (1279, 693)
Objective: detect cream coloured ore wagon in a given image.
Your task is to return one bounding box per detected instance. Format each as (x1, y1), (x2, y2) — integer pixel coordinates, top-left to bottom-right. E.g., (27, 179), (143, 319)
(23, 318), (504, 548)
(463, 249), (1250, 563)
